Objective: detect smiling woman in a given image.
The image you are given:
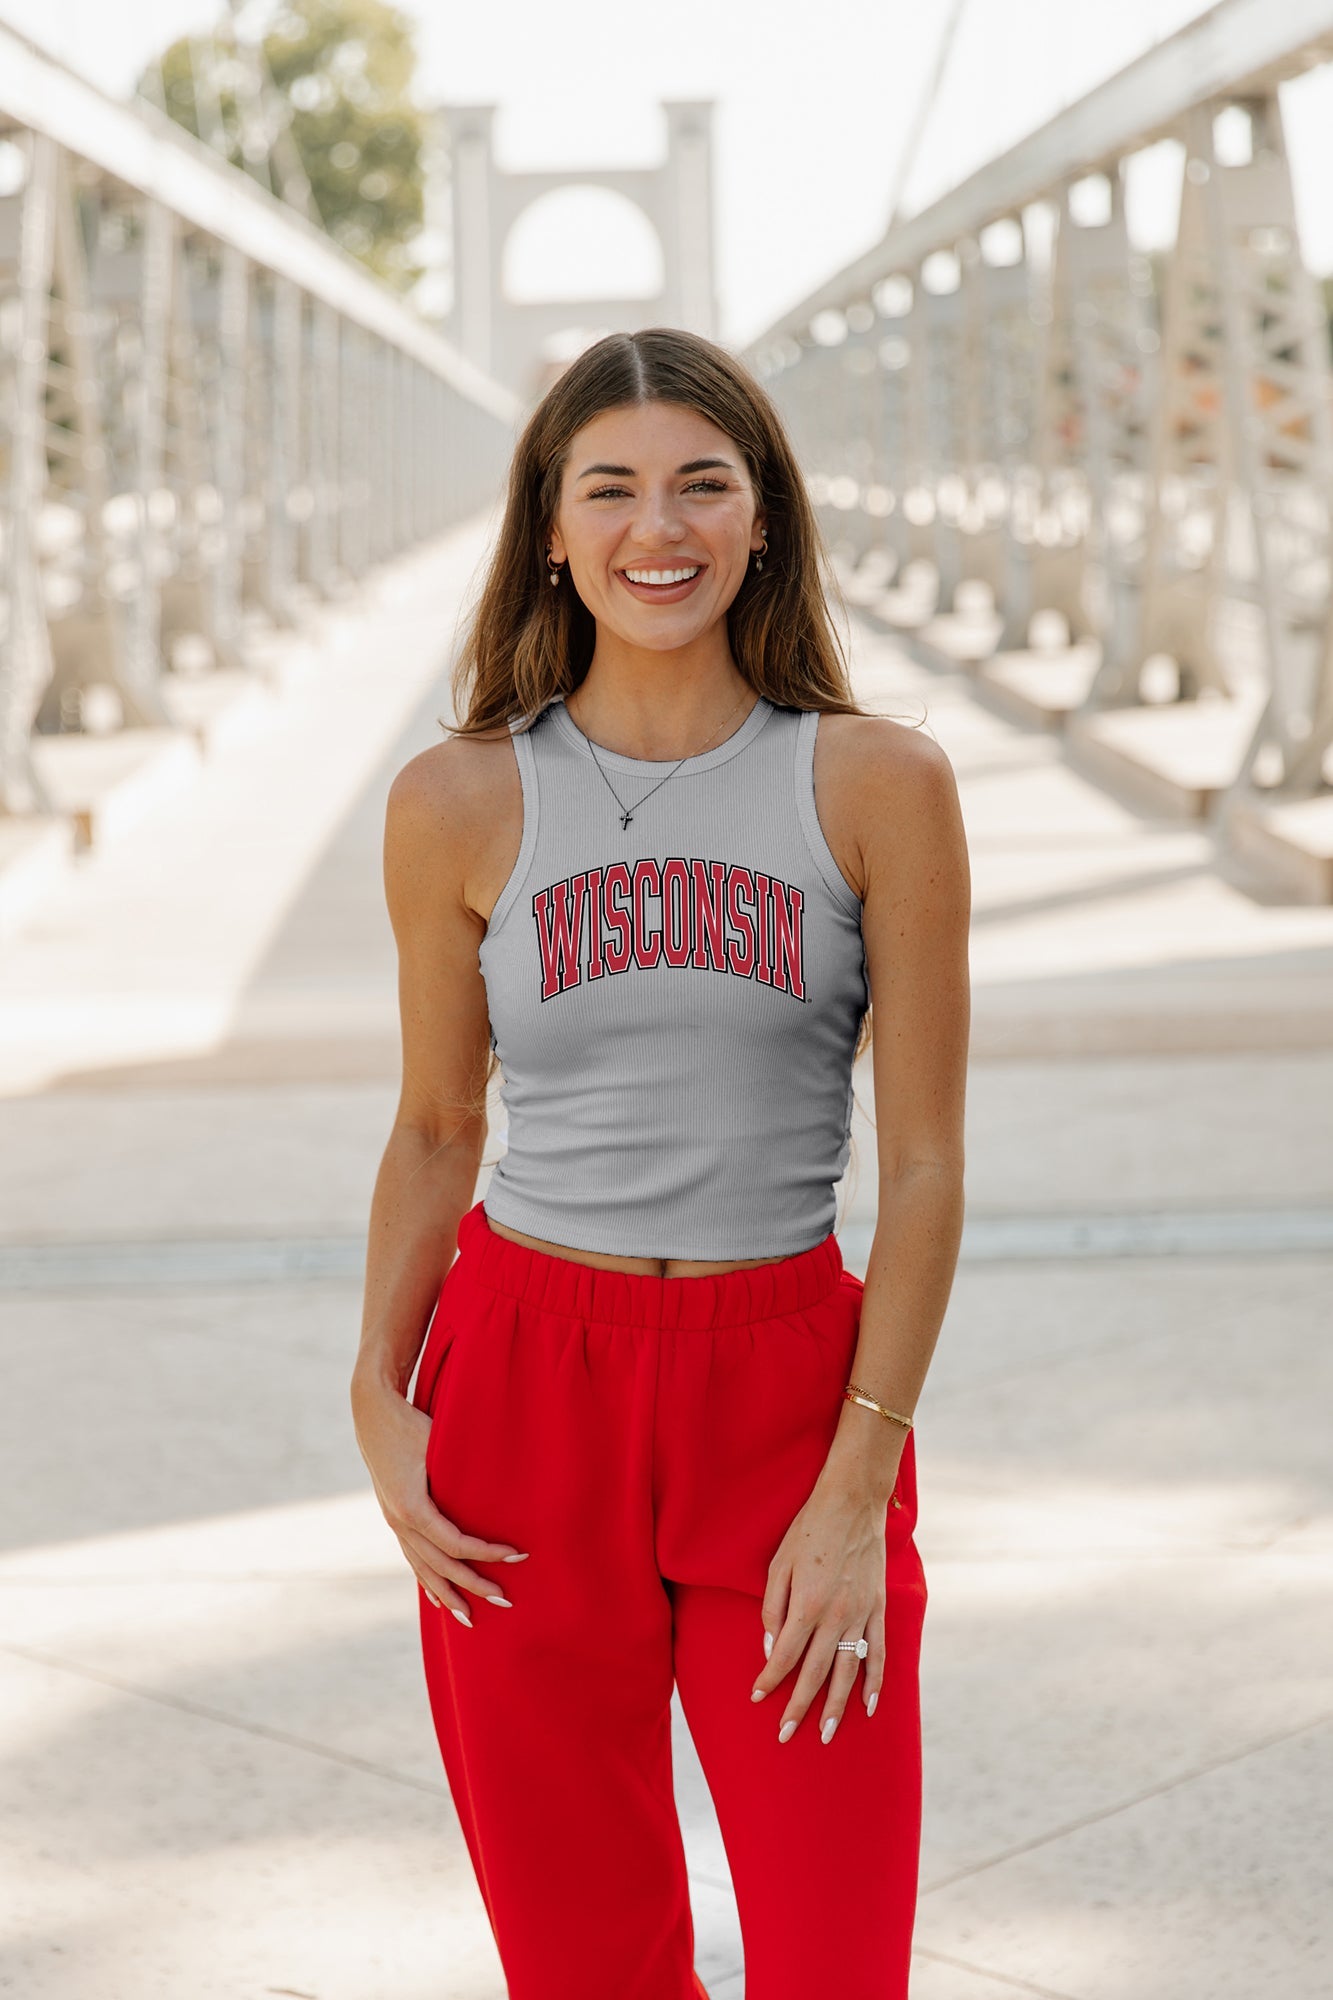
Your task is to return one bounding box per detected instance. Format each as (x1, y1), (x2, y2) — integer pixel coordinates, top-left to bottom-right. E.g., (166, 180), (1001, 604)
(350, 327), (970, 2000)
(547, 407), (772, 662)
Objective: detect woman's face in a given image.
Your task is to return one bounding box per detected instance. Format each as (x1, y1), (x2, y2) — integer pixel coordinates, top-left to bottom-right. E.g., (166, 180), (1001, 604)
(548, 400), (767, 654)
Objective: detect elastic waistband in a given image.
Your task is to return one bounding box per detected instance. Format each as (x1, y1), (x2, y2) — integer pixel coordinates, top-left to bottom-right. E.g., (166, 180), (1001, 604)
(454, 1200), (845, 1328)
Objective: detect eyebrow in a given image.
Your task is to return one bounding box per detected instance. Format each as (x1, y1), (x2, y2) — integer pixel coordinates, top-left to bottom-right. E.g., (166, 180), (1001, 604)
(575, 457), (737, 479)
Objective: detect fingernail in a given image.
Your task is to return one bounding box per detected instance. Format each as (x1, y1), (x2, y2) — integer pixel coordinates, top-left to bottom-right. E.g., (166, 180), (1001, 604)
(425, 1590), (441, 1608)
(502, 1552), (529, 1563)
(751, 1687), (766, 1702)
(821, 1716), (838, 1744)
(763, 1630), (774, 1660)
(450, 1607), (472, 1628)
(487, 1595), (513, 1608)
(778, 1720), (797, 1744)
(867, 1690), (878, 1717)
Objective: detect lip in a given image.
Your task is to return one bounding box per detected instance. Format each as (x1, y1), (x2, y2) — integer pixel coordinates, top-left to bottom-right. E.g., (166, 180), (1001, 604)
(616, 563), (708, 604)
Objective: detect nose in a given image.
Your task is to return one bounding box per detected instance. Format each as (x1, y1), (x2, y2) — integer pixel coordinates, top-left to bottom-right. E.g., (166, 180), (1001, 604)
(625, 485), (690, 547)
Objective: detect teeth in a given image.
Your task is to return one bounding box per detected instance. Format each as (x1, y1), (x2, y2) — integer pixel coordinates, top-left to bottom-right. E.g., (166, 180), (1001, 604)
(624, 566), (700, 586)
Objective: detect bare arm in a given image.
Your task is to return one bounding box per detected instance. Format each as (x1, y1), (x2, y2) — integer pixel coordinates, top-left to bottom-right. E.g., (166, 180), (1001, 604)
(353, 743), (494, 1399)
(822, 722), (970, 1498)
(749, 717), (970, 1741)
(350, 737), (529, 1619)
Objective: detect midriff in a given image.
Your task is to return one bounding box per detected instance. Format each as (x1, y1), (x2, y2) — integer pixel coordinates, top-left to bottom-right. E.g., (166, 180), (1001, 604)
(483, 1214), (792, 1280)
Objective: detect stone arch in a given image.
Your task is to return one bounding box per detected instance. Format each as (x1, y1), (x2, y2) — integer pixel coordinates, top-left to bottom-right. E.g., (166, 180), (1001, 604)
(501, 185), (665, 304)
(437, 100), (717, 403)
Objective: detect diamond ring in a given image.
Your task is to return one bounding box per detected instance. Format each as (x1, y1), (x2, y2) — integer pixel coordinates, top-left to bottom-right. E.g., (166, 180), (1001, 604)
(835, 1637), (869, 1658)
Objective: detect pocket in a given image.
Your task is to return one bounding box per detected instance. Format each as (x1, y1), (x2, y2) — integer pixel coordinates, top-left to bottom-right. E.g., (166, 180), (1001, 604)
(887, 1426), (918, 1529)
(409, 1262), (466, 1417)
(834, 1271), (910, 1517)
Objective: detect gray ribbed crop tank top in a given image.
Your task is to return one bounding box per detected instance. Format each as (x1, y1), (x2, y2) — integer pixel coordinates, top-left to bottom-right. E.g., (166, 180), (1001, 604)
(477, 692), (869, 1259)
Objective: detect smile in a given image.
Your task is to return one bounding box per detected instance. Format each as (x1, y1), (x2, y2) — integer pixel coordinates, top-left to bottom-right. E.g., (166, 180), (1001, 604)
(617, 564), (707, 602)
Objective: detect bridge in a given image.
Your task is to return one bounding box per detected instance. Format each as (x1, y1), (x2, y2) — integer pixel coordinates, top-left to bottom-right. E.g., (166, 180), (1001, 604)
(0, 17), (518, 923)
(747, 0), (1333, 900)
(5, 3), (1333, 903)
(1, 7), (1331, 1999)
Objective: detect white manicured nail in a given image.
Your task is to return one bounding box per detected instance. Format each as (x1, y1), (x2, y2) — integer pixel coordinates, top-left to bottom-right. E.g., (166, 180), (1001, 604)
(778, 1720), (796, 1744)
(487, 1595), (513, 1608)
(763, 1630), (774, 1659)
(867, 1690), (878, 1718)
(821, 1716), (838, 1744)
(450, 1607), (472, 1628)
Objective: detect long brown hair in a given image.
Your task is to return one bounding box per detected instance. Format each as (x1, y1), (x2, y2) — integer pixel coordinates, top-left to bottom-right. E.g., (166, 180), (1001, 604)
(447, 325), (874, 733)
(445, 325), (887, 1144)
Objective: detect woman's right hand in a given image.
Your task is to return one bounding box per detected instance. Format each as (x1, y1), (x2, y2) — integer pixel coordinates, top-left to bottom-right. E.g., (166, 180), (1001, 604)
(351, 1373), (529, 1625)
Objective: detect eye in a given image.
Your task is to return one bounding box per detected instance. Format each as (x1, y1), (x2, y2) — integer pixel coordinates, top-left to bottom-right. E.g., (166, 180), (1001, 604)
(584, 478), (731, 500)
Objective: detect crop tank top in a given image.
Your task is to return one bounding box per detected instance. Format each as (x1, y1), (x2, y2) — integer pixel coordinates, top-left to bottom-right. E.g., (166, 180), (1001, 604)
(476, 691), (869, 1260)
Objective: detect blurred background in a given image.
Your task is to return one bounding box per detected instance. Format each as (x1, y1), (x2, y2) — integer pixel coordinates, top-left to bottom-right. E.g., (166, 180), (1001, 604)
(1, 3), (1331, 1996)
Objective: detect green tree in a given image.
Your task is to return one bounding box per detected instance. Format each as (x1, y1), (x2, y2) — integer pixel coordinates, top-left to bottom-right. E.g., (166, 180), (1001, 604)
(142, 0), (426, 293)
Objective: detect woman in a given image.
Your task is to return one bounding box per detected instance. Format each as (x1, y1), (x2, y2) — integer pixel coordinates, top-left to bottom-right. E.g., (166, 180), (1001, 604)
(351, 327), (970, 2000)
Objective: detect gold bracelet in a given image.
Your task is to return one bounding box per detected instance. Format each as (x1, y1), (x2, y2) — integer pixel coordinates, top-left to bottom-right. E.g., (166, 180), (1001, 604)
(843, 1382), (914, 1430)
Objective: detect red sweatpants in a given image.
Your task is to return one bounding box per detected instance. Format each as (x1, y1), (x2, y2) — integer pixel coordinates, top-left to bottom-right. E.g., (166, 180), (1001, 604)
(412, 1200), (928, 2000)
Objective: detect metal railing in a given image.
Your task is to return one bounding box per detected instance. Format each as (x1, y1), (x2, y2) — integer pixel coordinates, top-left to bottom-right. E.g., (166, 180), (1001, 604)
(0, 22), (520, 817)
(744, 0), (1333, 861)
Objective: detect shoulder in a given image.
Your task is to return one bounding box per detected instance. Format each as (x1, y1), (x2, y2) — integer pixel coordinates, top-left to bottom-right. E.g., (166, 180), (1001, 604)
(808, 710), (965, 900)
(812, 708), (955, 796)
(387, 722), (521, 843)
(384, 722), (524, 918)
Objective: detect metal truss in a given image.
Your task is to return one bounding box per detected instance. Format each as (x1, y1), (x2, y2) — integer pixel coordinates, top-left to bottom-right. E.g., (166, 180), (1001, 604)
(0, 23), (519, 818)
(747, 0), (1333, 819)
(958, 244), (1032, 612)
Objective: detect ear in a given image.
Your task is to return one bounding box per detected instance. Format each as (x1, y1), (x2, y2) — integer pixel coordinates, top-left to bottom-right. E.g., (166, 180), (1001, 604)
(750, 515), (768, 553)
(548, 527), (567, 565)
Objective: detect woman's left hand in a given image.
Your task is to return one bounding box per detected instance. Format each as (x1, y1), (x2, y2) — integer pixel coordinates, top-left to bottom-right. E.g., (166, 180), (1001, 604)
(749, 1471), (891, 1743)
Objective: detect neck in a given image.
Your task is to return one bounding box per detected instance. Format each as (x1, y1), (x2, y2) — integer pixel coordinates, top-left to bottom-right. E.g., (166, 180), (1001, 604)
(568, 643), (756, 762)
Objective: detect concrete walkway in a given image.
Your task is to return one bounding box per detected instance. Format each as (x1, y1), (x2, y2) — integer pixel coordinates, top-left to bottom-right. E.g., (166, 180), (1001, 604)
(1, 511), (1331, 1998)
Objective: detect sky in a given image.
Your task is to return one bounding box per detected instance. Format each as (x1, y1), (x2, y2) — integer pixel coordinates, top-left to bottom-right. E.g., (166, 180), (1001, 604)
(6, 0), (1333, 347)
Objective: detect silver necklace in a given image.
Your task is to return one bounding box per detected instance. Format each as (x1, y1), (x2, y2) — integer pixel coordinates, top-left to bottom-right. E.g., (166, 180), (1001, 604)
(568, 689), (755, 830)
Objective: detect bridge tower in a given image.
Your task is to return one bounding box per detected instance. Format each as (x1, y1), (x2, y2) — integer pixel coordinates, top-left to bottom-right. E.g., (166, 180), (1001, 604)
(437, 101), (718, 403)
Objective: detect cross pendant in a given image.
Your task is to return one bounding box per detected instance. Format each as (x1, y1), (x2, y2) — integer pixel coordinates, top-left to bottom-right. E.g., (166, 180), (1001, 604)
(620, 810), (634, 829)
